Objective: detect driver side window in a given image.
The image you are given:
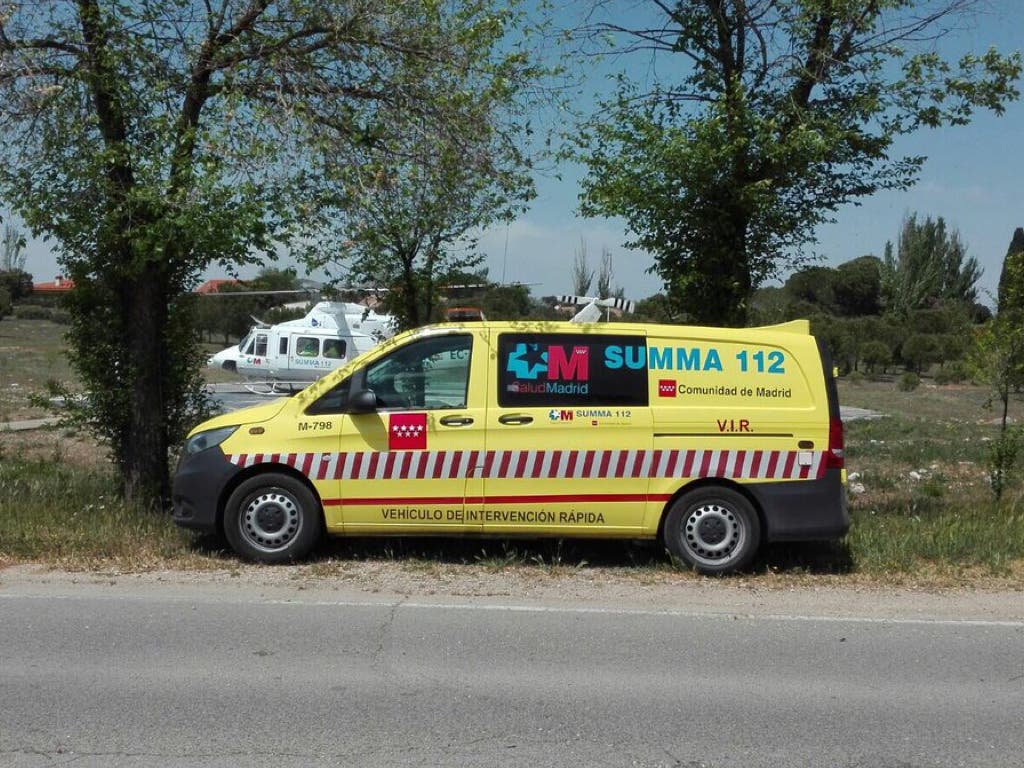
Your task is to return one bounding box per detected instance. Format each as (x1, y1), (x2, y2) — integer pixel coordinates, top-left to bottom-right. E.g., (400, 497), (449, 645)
(366, 334), (472, 410)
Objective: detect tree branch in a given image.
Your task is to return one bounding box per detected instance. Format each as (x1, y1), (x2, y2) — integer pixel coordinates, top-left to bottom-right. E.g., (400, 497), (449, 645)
(76, 0), (134, 190)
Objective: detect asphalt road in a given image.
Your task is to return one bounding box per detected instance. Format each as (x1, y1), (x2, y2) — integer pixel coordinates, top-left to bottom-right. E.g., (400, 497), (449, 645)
(1, 578), (1022, 768)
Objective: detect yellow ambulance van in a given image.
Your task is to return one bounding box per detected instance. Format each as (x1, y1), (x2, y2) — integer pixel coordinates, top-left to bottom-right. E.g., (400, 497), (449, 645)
(173, 320), (848, 574)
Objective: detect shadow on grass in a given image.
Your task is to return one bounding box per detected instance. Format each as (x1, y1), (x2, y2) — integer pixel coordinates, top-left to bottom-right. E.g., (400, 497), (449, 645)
(188, 532), (855, 576)
(756, 540), (855, 575)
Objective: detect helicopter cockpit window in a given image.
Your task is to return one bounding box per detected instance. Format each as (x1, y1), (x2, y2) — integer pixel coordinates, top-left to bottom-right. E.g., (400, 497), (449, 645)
(323, 339), (346, 359)
(254, 333), (268, 357)
(240, 332), (254, 356)
(365, 334), (472, 410)
(297, 337), (319, 357)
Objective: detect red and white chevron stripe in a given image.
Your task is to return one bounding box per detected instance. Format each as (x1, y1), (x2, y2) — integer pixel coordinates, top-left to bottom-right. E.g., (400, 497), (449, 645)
(227, 448), (823, 482)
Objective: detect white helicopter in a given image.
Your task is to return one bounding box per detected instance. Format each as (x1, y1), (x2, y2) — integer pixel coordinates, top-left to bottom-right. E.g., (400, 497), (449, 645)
(207, 293), (632, 395)
(207, 300), (396, 393)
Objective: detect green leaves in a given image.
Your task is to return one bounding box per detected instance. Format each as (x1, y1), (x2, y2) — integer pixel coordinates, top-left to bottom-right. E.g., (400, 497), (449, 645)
(575, 1), (1020, 326)
(0, 0), (544, 504)
(881, 214), (982, 318)
(305, 0), (542, 330)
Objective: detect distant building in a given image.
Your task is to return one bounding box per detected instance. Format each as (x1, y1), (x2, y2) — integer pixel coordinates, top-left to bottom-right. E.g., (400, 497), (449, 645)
(195, 278), (245, 294)
(32, 275), (76, 294)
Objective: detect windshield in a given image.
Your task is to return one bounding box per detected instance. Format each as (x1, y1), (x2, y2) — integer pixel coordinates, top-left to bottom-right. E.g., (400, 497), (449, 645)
(238, 330), (254, 355)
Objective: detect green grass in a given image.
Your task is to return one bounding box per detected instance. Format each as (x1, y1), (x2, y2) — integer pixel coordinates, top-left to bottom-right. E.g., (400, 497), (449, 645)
(0, 454), (203, 569)
(1, 366), (1023, 583)
(848, 499), (1024, 576)
(837, 376), (1024, 579)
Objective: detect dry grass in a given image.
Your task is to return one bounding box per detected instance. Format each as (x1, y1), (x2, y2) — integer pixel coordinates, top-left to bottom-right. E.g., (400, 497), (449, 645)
(0, 319), (1022, 586)
(0, 317), (77, 422)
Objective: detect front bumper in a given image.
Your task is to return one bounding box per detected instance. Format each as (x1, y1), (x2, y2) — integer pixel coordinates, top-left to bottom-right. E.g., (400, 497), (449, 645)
(171, 447), (242, 535)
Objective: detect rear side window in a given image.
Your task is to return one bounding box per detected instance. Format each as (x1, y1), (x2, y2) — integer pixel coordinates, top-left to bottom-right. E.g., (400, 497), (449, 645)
(296, 337), (320, 357)
(498, 333), (648, 408)
(323, 339), (346, 359)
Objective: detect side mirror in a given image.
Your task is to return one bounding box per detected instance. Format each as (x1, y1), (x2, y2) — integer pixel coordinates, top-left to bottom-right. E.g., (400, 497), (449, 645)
(347, 389), (378, 414)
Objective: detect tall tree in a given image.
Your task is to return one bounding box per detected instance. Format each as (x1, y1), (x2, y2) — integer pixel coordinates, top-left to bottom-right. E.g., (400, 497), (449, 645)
(880, 213), (982, 317)
(997, 226), (1024, 314)
(575, 1), (1020, 326)
(833, 256), (882, 317)
(571, 237), (595, 296)
(596, 246), (615, 298)
(0, 1), (516, 507)
(307, 3), (540, 331)
(0, 221), (32, 303)
(969, 314), (1024, 499)
(1, 223), (26, 272)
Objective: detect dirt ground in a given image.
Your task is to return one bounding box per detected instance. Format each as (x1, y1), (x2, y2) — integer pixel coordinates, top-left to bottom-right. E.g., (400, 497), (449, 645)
(0, 427), (108, 466)
(2, 562), (1021, 623)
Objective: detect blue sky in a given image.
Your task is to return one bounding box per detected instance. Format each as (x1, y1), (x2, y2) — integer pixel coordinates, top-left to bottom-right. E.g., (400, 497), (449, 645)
(477, 0), (1024, 304)
(6, 1), (1023, 307)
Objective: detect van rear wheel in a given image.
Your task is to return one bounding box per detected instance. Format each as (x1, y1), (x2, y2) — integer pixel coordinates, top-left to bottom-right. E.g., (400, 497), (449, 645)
(224, 473), (323, 564)
(663, 487), (760, 575)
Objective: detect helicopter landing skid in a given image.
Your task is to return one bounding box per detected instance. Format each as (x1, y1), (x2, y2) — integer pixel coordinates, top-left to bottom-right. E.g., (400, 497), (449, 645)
(243, 381), (302, 397)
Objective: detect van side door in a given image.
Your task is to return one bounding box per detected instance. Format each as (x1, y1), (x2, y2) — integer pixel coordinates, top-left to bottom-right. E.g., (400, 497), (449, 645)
(306, 330), (487, 533)
(481, 330), (652, 536)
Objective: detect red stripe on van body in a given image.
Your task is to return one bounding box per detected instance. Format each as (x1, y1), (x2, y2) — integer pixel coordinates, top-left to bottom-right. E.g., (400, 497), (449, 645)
(531, 451), (545, 478)
(582, 451), (596, 477)
(782, 451), (797, 479)
(732, 450), (746, 478)
(749, 450), (762, 477)
(498, 451), (512, 478)
(226, 449), (825, 484)
(565, 450), (579, 477)
(366, 451), (380, 479)
(337, 493), (653, 506)
(514, 451), (529, 479)
(548, 451), (562, 478)
(715, 452), (729, 477)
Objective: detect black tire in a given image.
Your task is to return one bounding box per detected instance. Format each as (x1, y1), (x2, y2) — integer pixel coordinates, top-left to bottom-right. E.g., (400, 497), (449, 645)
(223, 473), (323, 564)
(662, 486), (761, 575)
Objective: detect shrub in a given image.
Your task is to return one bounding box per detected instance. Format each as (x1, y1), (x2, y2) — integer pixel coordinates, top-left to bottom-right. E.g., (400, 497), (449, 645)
(987, 426), (1023, 501)
(0, 269), (33, 301)
(0, 286), (10, 320)
(897, 372), (920, 392)
(12, 305), (53, 320)
(901, 333), (939, 373)
(859, 340), (892, 373)
(847, 370), (865, 386)
(934, 361), (968, 385)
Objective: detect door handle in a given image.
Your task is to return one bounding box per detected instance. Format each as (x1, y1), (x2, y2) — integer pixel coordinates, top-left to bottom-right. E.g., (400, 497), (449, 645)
(439, 415), (474, 427)
(498, 414), (533, 426)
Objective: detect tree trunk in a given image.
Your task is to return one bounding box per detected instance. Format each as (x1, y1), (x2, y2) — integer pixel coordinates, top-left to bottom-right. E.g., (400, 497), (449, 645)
(122, 261), (170, 508)
(710, 204), (751, 328)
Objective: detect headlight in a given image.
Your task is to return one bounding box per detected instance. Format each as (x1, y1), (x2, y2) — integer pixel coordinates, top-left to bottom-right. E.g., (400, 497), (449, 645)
(184, 426), (239, 456)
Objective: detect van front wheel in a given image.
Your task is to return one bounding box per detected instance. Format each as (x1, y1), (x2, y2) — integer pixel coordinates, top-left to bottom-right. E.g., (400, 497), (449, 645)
(224, 473), (323, 564)
(663, 487), (760, 575)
